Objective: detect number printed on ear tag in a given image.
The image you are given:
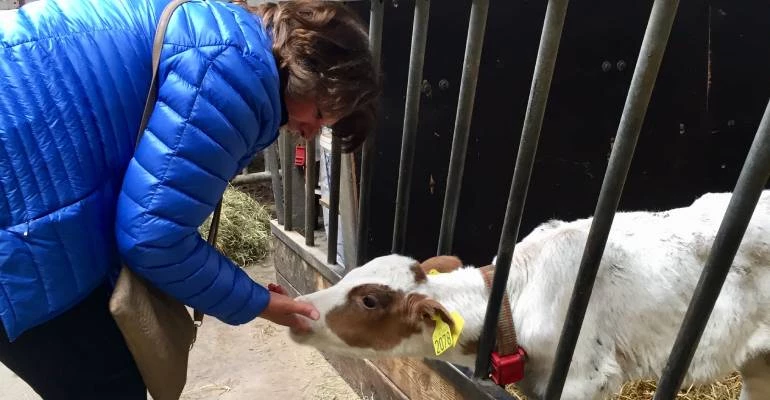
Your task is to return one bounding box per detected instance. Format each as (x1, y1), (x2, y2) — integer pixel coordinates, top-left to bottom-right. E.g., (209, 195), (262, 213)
(431, 311), (465, 356)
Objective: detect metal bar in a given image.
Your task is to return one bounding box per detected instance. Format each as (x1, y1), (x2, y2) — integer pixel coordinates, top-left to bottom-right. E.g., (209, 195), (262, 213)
(305, 136), (317, 246)
(473, 0), (570, 380)
(543, 1), (680, 397)
(283, 133), (294, 231)
(423, 359), (511, 400)
(327, 137), (342, 265)
(339, 153), (359, 271)
(265, 143), (285, 225)
(391, 0), (430, 254)
(355, 0), (385, 267)
(231, 171), (272, 186)
(437, 0), (489, 255)
(653, 99), (770, 400)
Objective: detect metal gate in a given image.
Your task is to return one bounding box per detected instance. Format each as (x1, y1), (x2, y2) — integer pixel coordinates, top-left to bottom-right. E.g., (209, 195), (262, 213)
(271, 0), (770, 398)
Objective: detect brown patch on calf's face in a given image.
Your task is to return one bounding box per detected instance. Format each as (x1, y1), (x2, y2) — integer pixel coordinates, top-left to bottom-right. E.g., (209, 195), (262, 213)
(325, 284), (454, 351)
(326, 284), (420, 350)
(419, 255), (463, 275)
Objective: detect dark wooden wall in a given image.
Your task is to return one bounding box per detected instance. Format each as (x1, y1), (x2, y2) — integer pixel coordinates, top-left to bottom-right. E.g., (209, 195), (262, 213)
(348, 0), (770, 267)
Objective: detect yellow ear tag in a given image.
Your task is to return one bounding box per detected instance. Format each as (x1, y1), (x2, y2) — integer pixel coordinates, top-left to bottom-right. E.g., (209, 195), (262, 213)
(428, 269), (441, 275)
(431, 311), (465, 356)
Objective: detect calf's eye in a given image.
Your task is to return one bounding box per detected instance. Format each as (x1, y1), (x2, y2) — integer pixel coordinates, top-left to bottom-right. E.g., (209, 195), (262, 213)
(361, 295), (378, 309)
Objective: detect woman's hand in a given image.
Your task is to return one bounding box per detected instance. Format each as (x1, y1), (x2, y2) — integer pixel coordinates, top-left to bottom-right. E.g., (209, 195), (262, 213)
(259, 289), (319, 333)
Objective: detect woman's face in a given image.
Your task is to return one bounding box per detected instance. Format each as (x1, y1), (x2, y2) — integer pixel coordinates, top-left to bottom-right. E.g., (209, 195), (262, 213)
(284, 96), (340, 139)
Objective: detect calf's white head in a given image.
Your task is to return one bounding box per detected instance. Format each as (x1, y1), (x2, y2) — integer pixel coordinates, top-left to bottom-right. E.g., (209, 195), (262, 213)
(289, 254), (489, 365)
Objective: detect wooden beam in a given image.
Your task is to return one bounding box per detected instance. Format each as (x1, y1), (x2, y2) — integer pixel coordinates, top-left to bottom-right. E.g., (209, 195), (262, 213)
(271, 221), (344, 285)
(324, 354), (409, 400)
(372, 358), (467, 400)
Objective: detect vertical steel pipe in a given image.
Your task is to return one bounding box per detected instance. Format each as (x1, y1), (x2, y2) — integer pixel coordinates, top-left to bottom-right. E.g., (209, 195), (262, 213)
(265, 143), (285, 225)
(543, 1), (680, 398)
(391, 0), (431, 254)
(436, 0), (490, 255)
(653, 99), (770, 400)
(327, 137), (342, 265)
(305, 136), (317, 246)
(356, 0), (385, 266)
(473, 0), (570, 380)
(282, 133), (294, 231)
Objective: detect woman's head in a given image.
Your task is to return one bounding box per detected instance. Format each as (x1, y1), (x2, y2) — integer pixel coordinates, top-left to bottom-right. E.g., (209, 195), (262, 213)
(251, 0), (380, 152)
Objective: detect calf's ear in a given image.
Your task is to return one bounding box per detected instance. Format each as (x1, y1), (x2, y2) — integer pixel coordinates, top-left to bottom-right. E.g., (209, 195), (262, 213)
(407, 294), (454, 331)
(419, 255), (463, 275)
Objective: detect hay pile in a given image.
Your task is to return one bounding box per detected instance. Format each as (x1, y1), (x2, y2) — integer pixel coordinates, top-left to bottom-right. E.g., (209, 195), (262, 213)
(613, 373), (742, 399)
(198, 185), (272, 266)
(505, 373), (742, 399)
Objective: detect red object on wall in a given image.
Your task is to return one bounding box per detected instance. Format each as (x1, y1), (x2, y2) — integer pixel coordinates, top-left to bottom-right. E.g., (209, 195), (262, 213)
(294, 144), (306, 166)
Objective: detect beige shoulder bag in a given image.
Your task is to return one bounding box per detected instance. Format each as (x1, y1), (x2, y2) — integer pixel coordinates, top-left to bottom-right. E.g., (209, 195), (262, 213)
(109, 1), (223, 399)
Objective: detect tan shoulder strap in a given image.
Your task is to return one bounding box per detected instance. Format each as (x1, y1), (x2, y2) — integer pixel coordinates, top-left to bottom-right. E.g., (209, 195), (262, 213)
(479, 265), (519, 356)
(136, 0), (190, 146)
(137, 0), (225, 326)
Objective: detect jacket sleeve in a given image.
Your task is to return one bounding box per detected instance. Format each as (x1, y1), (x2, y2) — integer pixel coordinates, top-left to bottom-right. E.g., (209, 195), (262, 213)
(115, 1), (281, 325)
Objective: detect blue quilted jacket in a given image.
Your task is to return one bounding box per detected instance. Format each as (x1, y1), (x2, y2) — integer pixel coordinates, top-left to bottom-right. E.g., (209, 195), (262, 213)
(0, 0), (282, 341)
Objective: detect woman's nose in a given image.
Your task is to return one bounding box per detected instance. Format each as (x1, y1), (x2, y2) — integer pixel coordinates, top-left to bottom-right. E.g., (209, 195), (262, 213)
(301, 123), (322, 139)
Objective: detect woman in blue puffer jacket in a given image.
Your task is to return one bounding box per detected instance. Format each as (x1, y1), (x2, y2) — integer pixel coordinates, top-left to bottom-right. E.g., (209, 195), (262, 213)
(0, 0), (379, 398)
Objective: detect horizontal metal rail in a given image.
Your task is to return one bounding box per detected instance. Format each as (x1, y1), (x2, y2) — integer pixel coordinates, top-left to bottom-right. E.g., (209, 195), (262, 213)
(231, 171), (272, 185)
(653, 99), (770, 399)
(543, 0), (680, 397)
(424, 359), (511, 400)
(473, 0), (570, 380)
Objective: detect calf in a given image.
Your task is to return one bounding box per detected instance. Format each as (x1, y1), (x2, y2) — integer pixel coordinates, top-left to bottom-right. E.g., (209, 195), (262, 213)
(289, 190), (770, 400)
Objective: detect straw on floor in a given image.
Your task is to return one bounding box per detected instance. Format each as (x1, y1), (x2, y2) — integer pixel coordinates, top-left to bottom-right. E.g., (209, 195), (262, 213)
(505, 373), (742, 399)
(198, 184), (272, 266)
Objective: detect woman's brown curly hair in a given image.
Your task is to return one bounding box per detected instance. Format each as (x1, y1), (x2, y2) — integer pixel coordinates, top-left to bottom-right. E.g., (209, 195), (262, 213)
(248, 0), (381, 153)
